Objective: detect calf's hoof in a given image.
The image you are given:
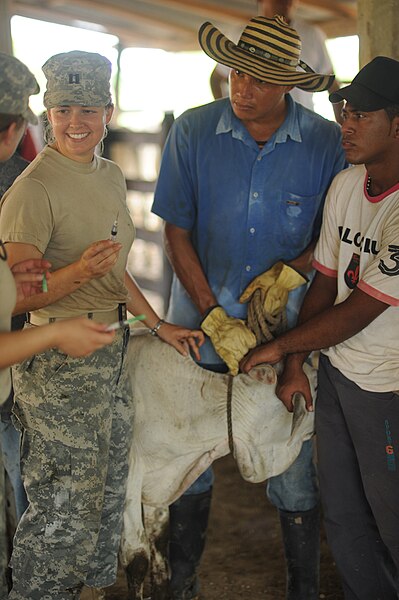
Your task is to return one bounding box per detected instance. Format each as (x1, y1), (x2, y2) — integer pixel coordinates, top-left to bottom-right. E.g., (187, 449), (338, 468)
(126, 552), (150, 599)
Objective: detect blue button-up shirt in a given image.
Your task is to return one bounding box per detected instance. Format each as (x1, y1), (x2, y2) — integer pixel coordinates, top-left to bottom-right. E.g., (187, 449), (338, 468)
(152, 96), (346, 364)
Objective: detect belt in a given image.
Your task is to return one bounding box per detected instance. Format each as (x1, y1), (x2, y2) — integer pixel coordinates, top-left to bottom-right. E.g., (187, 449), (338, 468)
(28, 303), (127, 327)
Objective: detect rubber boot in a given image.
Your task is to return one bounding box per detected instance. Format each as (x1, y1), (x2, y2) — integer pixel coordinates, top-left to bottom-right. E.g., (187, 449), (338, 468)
(279, 505), (320, 600)
(168, 490), (212, 600)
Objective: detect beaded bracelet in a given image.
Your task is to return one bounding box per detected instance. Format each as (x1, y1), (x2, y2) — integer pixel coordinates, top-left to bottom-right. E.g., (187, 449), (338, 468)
(150, 319), (165, 336)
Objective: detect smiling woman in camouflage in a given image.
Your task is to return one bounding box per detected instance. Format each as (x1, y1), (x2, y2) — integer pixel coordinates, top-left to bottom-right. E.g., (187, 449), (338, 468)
(0, 50), (203, 599)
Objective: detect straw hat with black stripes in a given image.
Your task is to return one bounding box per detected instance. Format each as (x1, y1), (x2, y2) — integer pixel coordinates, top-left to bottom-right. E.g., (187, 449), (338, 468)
(198, 15), (334, 93)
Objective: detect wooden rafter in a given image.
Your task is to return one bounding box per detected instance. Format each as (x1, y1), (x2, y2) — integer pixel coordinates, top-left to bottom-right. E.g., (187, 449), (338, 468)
(9, 0), (358, 50)
(300, 0), (357, 19)
(13, 0), (196, 36)
(143, 0), (252, 23)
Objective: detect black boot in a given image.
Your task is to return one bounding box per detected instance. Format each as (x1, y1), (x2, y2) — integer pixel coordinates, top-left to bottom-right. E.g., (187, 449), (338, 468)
(168, 490), (212, 600)
(279, 505), (320, 600)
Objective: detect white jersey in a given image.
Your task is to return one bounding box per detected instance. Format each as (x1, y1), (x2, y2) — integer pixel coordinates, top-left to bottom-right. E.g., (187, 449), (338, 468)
(314, 165), (399, 392)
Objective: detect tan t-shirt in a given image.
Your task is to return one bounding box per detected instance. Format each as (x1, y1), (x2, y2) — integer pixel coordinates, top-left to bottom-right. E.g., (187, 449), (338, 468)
(0, 146), (135, 318)
(0, 253), (16, 403)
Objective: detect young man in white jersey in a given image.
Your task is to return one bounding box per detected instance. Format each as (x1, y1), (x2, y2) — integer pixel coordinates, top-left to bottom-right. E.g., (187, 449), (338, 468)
(241, 56), (399, 600)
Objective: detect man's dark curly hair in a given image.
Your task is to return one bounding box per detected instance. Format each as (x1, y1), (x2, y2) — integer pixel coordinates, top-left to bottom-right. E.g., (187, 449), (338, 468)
(384, 104), (399, 121)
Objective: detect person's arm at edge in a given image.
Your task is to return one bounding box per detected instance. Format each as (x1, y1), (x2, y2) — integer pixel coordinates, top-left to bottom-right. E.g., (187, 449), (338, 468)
(0, 318), (115, 369)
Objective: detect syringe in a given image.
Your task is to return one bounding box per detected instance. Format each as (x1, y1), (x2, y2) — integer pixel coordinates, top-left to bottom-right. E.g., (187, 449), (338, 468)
(110, 213), (119, 241)
(106, 314), (146, 331)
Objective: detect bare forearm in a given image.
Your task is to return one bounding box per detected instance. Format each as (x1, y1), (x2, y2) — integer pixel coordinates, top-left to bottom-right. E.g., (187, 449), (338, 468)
(276, 287), (387, 357)
(282, 272), (337, 367)
(0, 326), (58, 368)
(240, 272), (386, 373)
(164, 223), (216, 315)
(124, 271), (160, 329)
(13, 262), (89, 314)
(124, 271), (205, 359)
(1, 318), (117, 366)
(8, 239), (121, 315)
(277, 306), (357, 355)
(286, 240), (317, 275)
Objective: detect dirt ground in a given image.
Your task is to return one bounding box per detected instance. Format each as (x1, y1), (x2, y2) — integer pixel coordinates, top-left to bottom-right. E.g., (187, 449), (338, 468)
(106, 454), (344, 600)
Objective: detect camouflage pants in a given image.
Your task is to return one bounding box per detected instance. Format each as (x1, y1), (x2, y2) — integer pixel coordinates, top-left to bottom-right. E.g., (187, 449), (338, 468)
(9, 328), (133, 600)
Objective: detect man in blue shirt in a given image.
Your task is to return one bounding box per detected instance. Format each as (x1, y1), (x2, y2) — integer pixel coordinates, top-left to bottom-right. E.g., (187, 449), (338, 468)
(152, 16), (346, 600)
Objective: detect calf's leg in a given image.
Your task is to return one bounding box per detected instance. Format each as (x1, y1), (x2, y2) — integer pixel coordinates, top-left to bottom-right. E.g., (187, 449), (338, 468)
(143, 504), (170, 600)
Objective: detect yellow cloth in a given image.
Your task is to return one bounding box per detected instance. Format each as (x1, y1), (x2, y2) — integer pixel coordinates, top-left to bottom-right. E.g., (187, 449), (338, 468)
(201, 306), (256, 376)
(240, 262), (307, 317)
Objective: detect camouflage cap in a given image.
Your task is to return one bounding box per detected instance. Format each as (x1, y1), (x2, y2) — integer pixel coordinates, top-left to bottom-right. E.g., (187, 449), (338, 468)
(42, 50), (112, 108)
(0, 52), (39, 125)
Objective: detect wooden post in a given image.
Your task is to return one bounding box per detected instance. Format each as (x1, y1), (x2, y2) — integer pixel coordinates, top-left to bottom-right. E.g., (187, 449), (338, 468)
(358, 0), (399, 66)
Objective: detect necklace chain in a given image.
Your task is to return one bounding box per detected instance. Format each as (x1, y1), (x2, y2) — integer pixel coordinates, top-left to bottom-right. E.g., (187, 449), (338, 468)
(366, 175), (371, 192)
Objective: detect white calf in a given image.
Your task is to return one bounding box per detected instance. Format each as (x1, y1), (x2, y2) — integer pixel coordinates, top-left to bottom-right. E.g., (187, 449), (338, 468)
(120, 332), (316, 599)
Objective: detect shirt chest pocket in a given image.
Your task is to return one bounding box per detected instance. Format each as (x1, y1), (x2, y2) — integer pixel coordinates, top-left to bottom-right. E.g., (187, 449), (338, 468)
(279, 191), (323, 247)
